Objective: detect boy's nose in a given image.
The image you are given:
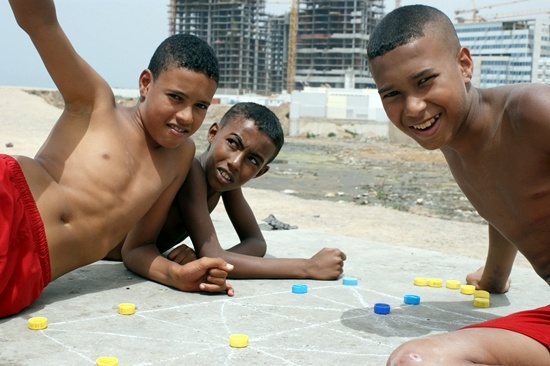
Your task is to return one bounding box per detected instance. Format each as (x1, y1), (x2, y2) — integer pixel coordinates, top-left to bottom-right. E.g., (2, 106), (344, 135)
(227, 152), (244, 171)
(404, 96), (426, 117)
(176, 106), (193, 125)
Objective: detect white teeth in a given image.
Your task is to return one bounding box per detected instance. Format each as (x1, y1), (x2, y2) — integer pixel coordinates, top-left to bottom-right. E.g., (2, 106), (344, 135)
(413, 115), (438, 130)
(171, 125), (185, 133)
(220, 169), (231, 181)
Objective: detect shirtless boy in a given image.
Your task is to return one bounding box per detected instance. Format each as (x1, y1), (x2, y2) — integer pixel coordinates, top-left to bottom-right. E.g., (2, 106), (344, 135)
(367, 5), (550, 365)
(113, 102), (346, 283)
(1, 0), (232, 318)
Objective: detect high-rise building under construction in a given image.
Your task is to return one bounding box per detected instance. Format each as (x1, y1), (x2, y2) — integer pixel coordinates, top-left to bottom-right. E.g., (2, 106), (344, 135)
(168, 0), (385, 94)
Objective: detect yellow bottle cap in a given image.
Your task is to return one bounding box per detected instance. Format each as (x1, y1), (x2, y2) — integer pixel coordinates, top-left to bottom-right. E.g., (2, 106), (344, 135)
(445, 279), (461, 289)
(413, 277), (428, 286)
(118, 303), (136, 315)
(428, 278), (443, 288)
(473, 298), (490, 308)
(229, 334), (249, 348)
(473, 290), (490, 299)
(28, 316), (48, 330)
(96, 356), (118, 366)
(460, 284), (476, 295)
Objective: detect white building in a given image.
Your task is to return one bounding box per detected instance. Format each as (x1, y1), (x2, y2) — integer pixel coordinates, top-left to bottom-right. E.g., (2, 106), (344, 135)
(455, 18), (550, 88)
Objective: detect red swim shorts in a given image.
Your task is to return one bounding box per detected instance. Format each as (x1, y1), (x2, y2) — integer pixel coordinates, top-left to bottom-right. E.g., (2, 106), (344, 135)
(0, 154), (51, 318)
(462, 304), (550, 349)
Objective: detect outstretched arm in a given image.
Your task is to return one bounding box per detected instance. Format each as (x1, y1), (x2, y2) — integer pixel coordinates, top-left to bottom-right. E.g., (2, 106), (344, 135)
(171, 170), (346, 279)
(466, 224), (516, 293)
(9, 0), (112, 107)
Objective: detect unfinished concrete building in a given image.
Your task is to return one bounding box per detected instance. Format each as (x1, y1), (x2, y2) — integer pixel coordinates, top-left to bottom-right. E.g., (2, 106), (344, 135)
(169, 0), (272, 94)
(168, 0), (385, 94)
(294, 0), (385, 89)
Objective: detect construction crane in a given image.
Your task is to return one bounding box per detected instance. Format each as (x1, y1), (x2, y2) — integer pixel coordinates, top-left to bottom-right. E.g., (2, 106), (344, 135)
(286, 0), (298, 93)
(483, 8), (550, 21)
(454, 0), (529, 23)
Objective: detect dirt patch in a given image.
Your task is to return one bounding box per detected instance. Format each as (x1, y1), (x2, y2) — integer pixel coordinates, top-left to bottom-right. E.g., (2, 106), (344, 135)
(32, 90), (482, 225)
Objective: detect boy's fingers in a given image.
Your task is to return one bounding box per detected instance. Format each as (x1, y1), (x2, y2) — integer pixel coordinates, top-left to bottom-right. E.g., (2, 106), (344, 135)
(199, 282), (234, 296)
(198, 257), (234, 272)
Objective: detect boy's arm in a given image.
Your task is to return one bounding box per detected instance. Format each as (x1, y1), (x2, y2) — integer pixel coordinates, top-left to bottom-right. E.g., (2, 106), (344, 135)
(221, 188), (268, 256)
(174, 167), (346, 280)
(9, 0), (112, 107)
(466, 224), (516, 293)
(121, 153), (233, 295)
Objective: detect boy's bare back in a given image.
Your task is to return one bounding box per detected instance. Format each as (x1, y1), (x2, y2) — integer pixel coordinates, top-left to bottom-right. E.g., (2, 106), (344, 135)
(9, 0), (217, 281)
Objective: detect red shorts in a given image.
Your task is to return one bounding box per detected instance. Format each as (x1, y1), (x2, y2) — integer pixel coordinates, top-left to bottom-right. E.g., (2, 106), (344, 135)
(462, 304), (550, 349)
(0, 154), (51, 317)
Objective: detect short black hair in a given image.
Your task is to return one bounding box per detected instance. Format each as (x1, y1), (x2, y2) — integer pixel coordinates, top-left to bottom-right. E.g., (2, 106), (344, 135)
(367, 5), (460, 61)
(219, 102), (284, 164)
(148, 33), (219, 84)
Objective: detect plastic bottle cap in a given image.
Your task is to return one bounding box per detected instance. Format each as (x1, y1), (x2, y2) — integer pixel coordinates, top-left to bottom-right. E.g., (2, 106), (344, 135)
(473, 298), (490, 308)
(428, 278), (443, 288)
(445, 279), (461, 289)
(118, 303), (136, 315)
(342, 277), (358, 286)
(96, 356), (119, 366)
(374, 303), (391, 315)
(292, 284), (308, 294)
(473, 290), (490, 299)
(460, 285), (476, 295)
(28, 317), (48, 330)
(413, 277), (428, 286)
(403, 294), (421, 305)
(229, 334), (249, 348)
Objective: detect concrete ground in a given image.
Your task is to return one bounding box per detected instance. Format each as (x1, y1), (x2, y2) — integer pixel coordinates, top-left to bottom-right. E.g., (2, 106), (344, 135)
(1, 211), (548, 366)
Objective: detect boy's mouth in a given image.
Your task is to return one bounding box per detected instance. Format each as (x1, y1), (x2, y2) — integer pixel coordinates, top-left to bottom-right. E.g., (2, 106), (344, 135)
(411, 114), (440, 130)
(218, 168), (233, 182)
(169, 124), (188, 135)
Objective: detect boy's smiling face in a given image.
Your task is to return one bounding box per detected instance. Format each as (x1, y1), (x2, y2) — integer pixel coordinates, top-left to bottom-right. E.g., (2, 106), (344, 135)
(138, 67), (217, 149)
(202, 119), (277, 192)
(369, 32), (473, 150)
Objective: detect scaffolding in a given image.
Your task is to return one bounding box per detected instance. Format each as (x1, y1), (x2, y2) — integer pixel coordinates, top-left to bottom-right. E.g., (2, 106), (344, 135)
(169, 0), (269, 94)
(295, 0), (385, 89)
(168, 0), (385, 94)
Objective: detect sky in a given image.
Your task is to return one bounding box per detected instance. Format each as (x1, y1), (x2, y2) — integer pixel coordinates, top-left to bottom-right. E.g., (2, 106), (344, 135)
(1, 0), (548, 89)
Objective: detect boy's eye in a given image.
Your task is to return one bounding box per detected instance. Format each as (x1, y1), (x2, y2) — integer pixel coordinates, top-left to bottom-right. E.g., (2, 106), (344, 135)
(383, 90), (400, 98)
(418, 75), (435, 85)
(196, 103), (208, 110)
(168, 93), (182, 100)
(248, 156), (259, 166)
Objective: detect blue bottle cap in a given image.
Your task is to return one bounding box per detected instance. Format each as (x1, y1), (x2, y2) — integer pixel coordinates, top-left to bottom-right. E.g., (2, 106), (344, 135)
(342, 277), (358, 286)
(292, 284), (308, 294)
(403, 294), (421, 305)
(374, 303), (391, 315)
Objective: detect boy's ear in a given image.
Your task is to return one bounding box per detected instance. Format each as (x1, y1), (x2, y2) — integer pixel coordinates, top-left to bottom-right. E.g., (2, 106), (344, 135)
(254, 165), (270, 179)
(457, 47), (474, 82)
(139, 69), (153, 99)
(207, 122), (220, 143)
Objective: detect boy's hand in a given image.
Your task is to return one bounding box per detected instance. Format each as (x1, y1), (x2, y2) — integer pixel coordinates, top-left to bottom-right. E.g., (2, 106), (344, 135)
(167, 244), (198, 265)
(306, 248), (346, 280)
(466, 266), (511, 293)
(176, 257), (235, 296)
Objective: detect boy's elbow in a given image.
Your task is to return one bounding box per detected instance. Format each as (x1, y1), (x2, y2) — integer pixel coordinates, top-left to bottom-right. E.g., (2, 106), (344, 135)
(257, 241), (267, 257)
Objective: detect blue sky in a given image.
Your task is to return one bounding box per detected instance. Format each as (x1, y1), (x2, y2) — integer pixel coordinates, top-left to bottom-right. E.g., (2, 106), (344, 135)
(1, 0), (548, 89)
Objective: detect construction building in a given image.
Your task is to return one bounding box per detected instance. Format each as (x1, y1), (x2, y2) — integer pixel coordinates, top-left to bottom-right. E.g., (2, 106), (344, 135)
(168, 0), (386, 94)
(168, 0), (271, 95)
(294, 0), (384, 90)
